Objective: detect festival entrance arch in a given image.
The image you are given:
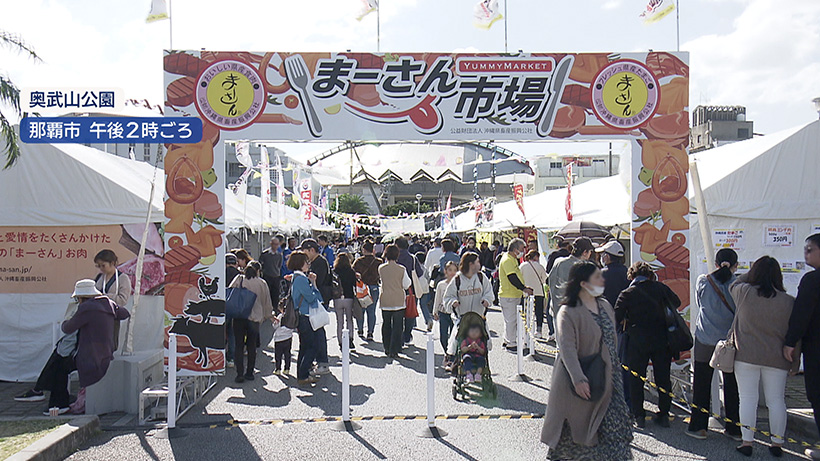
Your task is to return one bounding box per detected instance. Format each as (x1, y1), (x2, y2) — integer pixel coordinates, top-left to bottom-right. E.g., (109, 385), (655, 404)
(163, 50), (690, 373)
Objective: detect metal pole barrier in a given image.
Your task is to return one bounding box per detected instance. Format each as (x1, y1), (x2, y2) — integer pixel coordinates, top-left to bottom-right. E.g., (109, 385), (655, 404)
(332, 328), (360, 431)
(525, 296), (537, 361)
(156, 333), (186, 438)
(510, 304), (530, 382)
(418, 331), (446, 438)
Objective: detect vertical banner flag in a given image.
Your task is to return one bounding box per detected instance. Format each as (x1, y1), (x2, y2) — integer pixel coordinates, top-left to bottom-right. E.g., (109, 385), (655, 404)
(275, 151), (286, 226)
(356, 0), (379, 20)
(260, 146), (273, 230)
(513, 184), (526, 220)
(146, 0), (169, 23)
(441, 193), (452, 231)
(474, 0), (503, 30)
(235, 141), (252, 169)
(318, 187), (329, 225)
(298, 175), (312, 223)
(640, 0), (675, 24)
(565, 163), (573, 221)
(475, 199), (484, 225)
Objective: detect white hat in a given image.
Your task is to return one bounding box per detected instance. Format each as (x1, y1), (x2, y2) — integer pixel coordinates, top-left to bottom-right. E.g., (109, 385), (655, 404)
(71, 279), (102, 298)
(596, 240), (624, 257)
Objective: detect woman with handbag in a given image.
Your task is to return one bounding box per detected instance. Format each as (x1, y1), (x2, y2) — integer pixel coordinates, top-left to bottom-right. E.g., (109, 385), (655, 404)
(288, 251), (326, 387)
(686, 248), (742, 441)
(541, 261), (633, 460)
(729, 256), (798, 457)
(614, 261), (680, 429)
(519, 250), (552, 340)
(227, 261), (274, 383)
(378, 244), (411, 360)
(333, 253), (358, 351)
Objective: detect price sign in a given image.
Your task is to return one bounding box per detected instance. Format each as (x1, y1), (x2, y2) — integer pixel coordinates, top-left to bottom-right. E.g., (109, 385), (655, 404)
(764, 224), (795, 247)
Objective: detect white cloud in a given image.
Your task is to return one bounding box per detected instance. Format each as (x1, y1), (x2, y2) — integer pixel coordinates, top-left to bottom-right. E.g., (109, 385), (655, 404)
(685, 0), (820, 131)
(602, 0), (623, 11)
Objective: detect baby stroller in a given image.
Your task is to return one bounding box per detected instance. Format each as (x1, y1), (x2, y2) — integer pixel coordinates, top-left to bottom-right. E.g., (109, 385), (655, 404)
(452, 312), (497, 400)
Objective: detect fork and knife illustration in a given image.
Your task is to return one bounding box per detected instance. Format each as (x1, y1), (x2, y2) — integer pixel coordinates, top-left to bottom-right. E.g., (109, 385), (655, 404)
(284, 55), (323, 137)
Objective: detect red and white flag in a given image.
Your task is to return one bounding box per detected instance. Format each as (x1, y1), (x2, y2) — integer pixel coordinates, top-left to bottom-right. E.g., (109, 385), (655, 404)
(565, 163), (573, 221)
(474, 0), (503, 30)
(513, 183), (525, 220)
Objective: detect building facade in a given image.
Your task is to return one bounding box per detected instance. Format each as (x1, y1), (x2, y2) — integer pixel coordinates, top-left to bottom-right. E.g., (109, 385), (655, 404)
(690, 105), (754, 152)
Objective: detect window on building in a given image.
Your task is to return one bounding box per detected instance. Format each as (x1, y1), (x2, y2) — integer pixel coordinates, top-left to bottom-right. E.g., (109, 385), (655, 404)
(738, 128), (750, 139)
(143, 144), (151, 162)
(592, 159), (607, 176)
(549, 161), (564, 177)
(228, 162), (244, 178)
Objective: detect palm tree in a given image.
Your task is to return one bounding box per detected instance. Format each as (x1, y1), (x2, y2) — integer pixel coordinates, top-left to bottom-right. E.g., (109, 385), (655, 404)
(1, 30), (40, 169)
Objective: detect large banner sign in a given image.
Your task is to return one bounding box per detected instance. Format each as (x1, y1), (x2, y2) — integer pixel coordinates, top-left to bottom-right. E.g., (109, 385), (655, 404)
(164, 50), (690, 370)
(0, 224), (163, 295)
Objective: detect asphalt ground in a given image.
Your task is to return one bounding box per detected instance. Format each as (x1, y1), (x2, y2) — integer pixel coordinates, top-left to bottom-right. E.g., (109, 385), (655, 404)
(67, 306), (811, 460)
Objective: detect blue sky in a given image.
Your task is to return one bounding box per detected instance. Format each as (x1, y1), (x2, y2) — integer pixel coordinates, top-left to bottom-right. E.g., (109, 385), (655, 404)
(4, 0), (819, 159)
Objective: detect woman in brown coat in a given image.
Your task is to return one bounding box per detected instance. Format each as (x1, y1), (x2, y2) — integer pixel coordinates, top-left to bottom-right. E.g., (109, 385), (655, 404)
(542, 261), (633, 460)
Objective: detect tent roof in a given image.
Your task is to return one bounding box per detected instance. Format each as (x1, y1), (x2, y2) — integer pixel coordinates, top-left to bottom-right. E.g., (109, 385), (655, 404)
(224, 190), (330, 233)
(454, 175), (630, 232)
(0, 143), (163, 226)
(691, 120), (820, 220)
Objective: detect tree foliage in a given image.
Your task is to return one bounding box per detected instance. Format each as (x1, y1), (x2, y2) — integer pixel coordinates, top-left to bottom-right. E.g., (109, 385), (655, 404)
(330, 193), (370, 215)
(1, 31), (41, 169)
(383, 200), (432, 216)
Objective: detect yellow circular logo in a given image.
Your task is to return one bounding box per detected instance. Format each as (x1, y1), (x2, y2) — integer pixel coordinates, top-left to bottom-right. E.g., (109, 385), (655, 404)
(591, 60), (659, 129)
(205, 70), (255, 118)
(601, 72), (649, 119)
(195, 60), (266, 130)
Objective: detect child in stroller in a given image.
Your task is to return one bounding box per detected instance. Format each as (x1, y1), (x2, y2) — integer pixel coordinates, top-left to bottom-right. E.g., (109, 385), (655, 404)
(452, 312), (497, 400)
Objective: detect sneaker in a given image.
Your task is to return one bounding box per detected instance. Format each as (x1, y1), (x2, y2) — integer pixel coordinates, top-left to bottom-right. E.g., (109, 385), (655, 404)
(505, 345), (517, 353)
(685, 429), (707, 440)
(535, 328), (543, 339)
(273, 369), (281, 376)
(42, 407), (70, 416)
(349, 340), (355, 350)
(635, 417), (646, 429)
(226, 360), (235, 368)
(736, 445), (753, 457)
(805, 448), (820, 460)
(283, 369), (291, 376)
(314, 365), (330, 375)
(244, 373), (255, 381)
(769, 446), (783, 458)
(366, 334), (374, 342)
(358, 330), (365, 339)
(426, 320), (434, 332)
(15, 389), (45, 402)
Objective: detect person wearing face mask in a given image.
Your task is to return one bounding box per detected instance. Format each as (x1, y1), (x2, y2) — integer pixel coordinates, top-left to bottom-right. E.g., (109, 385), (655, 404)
(614, 262), (680, 429)
(548, 237), (595, 321)
(92, 250), (131, 351)
(498, 238), (534, 353)
(541, 261), (633, 460)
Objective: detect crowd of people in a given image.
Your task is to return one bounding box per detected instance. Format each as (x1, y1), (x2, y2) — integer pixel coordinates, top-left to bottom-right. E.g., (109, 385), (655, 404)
(11, 228), (820, 461)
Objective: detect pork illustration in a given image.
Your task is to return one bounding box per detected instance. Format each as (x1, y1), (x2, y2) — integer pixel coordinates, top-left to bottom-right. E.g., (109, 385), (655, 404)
(169, 315), (225, 367)
(117, 254), (165, 295)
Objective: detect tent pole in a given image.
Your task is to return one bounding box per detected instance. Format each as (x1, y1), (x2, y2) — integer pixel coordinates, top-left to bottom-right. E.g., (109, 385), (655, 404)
(690, 159), (715, 269)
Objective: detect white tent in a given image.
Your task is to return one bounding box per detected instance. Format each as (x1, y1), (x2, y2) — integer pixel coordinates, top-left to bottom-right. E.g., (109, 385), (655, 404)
(0, 143), (164, 382)
(690, 120), (820, 296)
(224, 190), (333, 233)
(453, 175), (631, 232)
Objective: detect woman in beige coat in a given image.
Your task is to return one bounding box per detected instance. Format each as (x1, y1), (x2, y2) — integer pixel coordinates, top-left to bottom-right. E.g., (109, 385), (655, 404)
(542, 261), (633, 460)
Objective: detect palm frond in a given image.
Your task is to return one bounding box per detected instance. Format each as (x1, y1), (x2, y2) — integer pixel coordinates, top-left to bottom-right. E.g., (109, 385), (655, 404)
(0, 75), (20, 113)
(0, 114), (20, 169)
(0, 30), (40, 61)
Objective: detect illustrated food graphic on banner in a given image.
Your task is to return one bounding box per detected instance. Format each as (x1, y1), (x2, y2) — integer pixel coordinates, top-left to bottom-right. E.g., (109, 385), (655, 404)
(164, 49), (689, 368)
(0, 224), (163, 295)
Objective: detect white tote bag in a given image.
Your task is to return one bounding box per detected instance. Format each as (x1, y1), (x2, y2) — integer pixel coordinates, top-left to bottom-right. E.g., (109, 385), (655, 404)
(309, 302), (331, 331)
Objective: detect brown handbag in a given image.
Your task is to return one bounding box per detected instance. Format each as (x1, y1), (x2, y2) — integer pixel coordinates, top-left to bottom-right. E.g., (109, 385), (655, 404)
(404, 286), (418, 318)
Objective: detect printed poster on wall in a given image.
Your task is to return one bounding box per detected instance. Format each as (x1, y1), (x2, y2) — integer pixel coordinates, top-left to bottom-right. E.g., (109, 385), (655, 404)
(764, 224), (795, 247)
(0, 225), (163, 295)
(713, 229), (745, 250)
(164, 49), (689, 366)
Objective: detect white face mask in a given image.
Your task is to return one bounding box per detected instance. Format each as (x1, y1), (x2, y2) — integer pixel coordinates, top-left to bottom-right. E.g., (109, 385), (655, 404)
(584, 285), (605, 297)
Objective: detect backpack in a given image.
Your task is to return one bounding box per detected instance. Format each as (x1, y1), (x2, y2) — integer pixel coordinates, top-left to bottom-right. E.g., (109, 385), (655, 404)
(454, 271), (484, 290)
(279, 284), (299, 329)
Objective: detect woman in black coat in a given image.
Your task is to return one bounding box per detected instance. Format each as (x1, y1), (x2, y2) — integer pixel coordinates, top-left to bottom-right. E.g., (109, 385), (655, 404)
(614, 262), (680, 429)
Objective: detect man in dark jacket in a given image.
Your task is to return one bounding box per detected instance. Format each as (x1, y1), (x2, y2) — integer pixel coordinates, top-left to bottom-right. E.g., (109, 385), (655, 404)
(785, 234), (820, 460)
(598, 241), (629, 307)
(259, 236), (283, 308)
